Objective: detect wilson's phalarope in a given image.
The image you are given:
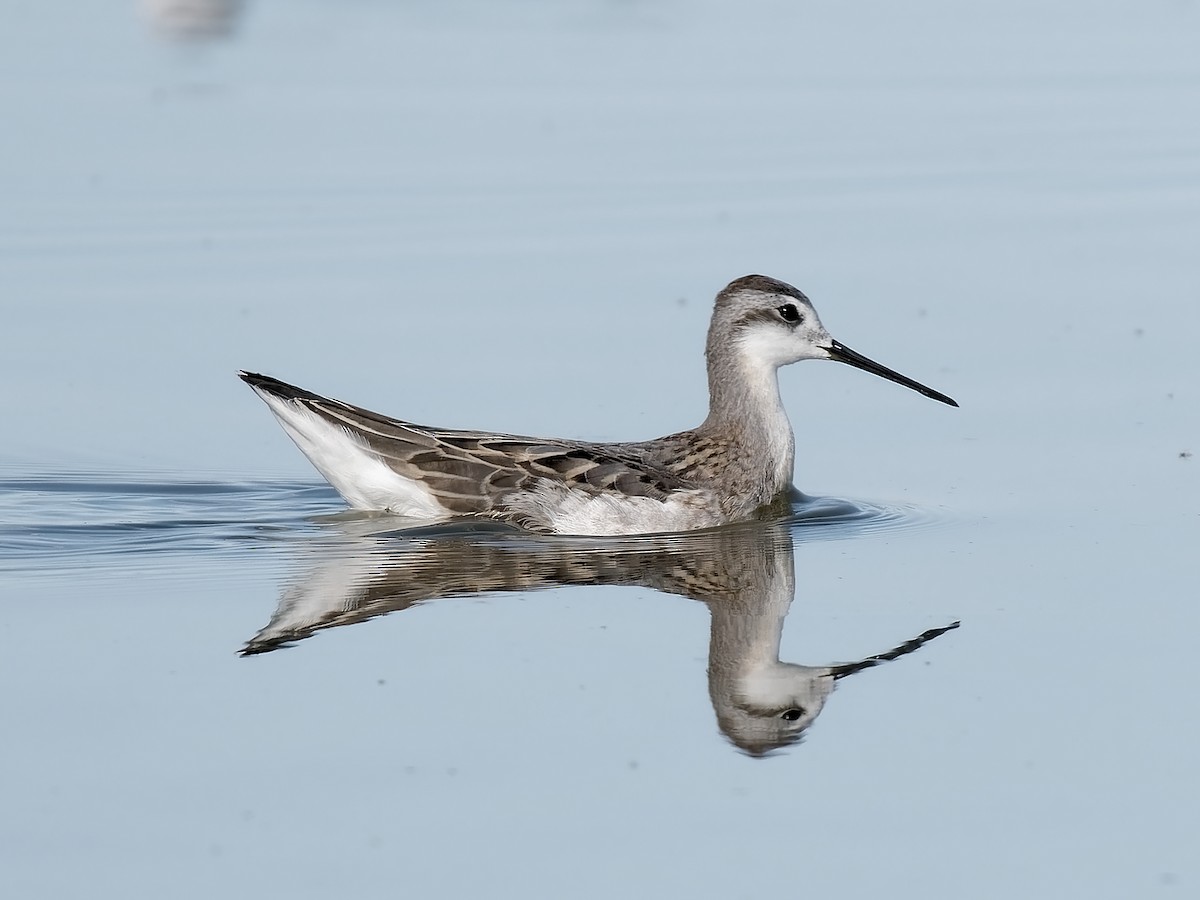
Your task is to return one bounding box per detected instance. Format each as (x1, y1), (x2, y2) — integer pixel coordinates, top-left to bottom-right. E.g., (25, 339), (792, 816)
(240, 275), (957, 535)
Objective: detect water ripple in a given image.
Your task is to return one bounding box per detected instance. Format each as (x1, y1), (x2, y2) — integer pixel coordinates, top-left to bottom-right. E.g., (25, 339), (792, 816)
(0, 475), (951, 574)
(788, 492), (951, 540)
(0, 476), (336, 572)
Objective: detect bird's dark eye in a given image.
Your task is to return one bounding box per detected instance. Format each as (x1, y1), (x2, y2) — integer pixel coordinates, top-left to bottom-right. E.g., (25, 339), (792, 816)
(778, 304), (802, 324)
(779, 707), (806, 721)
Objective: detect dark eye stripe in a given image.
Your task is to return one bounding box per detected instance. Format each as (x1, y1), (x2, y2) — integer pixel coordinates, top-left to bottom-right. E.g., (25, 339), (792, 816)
(735, 305), (805, 328)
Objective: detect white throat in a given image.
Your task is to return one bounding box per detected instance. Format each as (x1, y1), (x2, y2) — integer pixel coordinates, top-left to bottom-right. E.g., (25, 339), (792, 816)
(732, 339), (796, 488)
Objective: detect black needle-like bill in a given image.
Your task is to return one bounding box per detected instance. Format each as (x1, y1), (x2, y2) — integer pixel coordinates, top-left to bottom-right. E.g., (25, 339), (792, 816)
(827, 340), (958, 407)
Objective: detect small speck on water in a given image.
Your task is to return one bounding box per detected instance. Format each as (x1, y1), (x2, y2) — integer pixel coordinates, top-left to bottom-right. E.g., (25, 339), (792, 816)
(1180, 450), (1192, 459)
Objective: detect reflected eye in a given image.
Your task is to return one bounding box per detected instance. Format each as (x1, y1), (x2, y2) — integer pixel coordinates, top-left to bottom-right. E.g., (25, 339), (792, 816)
(778, 304), (802, 324)
(779, 707), (806, 721)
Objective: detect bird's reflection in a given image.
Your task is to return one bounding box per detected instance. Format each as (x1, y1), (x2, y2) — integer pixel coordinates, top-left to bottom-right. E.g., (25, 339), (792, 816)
(244, 507), (957, 755)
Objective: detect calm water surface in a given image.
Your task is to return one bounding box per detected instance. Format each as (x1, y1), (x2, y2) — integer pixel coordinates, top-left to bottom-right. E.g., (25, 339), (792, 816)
(1, 1), (1198, 898)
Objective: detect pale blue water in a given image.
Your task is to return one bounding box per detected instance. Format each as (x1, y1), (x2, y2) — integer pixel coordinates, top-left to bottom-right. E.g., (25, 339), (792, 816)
(2, 1), (1198, 898)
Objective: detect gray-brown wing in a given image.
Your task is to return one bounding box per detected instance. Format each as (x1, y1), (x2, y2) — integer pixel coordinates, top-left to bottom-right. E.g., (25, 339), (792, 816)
(240, 371), (693, 516)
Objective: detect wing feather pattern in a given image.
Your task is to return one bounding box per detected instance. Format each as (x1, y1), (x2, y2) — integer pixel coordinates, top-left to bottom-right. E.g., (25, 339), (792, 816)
(239, 372), (696, 526)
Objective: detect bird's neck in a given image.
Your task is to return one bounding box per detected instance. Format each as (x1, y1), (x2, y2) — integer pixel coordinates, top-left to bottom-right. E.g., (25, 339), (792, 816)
(700, 340), (796, 495)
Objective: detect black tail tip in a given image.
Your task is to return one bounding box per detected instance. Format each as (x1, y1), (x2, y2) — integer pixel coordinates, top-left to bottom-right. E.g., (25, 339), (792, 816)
(238, 370), (289, 393)
(236, 370), (319, 403)
(237, 370), (288, 395)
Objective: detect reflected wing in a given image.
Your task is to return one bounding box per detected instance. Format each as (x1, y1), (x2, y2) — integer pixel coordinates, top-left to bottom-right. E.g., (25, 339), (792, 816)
(241, 521), (796, 655)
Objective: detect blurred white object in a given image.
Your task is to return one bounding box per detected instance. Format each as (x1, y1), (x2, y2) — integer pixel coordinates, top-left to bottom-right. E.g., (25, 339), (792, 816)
(140, 0), (245, 41)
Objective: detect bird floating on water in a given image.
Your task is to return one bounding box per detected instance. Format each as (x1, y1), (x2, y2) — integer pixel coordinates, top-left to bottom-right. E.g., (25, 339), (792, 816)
(240, 275), (957, 535)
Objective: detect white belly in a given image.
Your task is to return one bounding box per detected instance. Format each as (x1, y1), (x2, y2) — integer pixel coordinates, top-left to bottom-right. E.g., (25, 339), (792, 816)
(507, 482), (724, 536)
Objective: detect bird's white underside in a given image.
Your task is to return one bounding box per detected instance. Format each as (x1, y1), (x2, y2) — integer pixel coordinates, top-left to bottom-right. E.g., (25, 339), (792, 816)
(504, 483), (720, 535)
